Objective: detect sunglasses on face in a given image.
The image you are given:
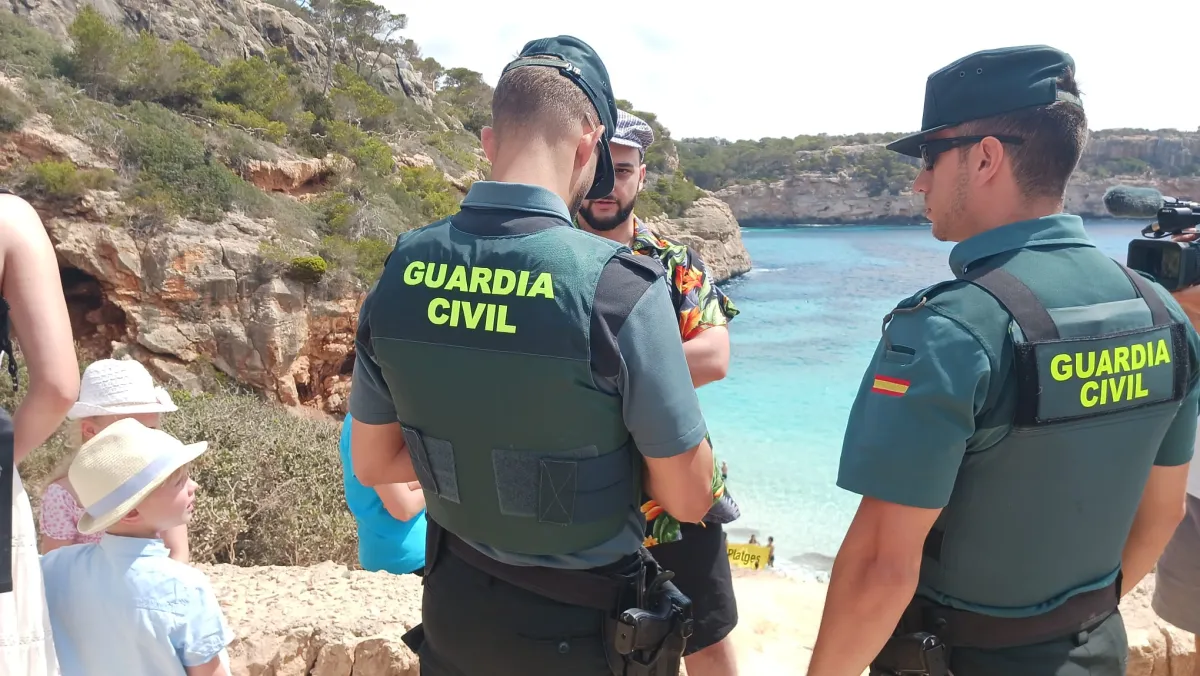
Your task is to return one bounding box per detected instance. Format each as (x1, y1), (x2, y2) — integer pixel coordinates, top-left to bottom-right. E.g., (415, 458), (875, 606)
(919, 135), (1025, 171)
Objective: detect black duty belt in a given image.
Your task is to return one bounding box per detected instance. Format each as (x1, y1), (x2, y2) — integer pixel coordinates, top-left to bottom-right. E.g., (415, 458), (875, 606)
(902, 576), (1121, 650)
(439, 522), (639, 614)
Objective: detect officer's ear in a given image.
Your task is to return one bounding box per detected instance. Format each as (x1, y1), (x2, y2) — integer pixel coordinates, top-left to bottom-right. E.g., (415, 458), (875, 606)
(637, 163), (646, 193)
(575, 120), (604, 171)
(972, 136), (1007, 187)
(481, 126), (497, 164)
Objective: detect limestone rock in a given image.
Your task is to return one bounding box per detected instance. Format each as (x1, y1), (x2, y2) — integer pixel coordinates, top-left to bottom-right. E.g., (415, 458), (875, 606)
(647, 196), (752, 282)
(201, 562), (421, 676)
(45, 211), (364, 413)
(244, 155), (351, 194)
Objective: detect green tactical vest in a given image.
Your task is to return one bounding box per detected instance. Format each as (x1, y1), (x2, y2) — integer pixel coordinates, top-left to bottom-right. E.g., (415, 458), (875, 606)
(366, 218), (646, 556)
(920, 260), (1191, 613)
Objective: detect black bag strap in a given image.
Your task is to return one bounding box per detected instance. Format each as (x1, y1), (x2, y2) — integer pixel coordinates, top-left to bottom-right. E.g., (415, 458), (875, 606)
(0, 188), (19, 594)
(960, 265), (1060, 341)
(1115, 262), (1173, 326)
(0, 408), (11, 595)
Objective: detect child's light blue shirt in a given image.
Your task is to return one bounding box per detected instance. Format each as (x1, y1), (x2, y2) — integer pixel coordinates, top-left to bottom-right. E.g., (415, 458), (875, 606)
(41, 534), (233, 676)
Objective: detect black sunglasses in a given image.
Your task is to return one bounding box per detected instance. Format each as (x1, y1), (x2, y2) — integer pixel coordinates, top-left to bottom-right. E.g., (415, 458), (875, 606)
(919, 135), (1024, 171)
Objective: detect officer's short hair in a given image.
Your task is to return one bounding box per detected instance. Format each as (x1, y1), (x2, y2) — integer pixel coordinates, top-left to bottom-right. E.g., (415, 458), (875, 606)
(957, 67), (1088, 201)
(491, 66), (596, 147)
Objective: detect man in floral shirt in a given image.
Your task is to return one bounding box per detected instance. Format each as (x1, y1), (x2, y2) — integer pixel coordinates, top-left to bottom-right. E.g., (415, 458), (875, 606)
(577, 109), (741, 676)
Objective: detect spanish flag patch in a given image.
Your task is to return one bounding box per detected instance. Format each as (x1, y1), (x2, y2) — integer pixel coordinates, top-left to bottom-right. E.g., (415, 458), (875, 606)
(871, 375), (910, 397)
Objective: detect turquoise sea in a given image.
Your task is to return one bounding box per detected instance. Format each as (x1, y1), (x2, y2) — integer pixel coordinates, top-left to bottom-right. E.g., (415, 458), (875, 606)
(705, 219), (1152, 577)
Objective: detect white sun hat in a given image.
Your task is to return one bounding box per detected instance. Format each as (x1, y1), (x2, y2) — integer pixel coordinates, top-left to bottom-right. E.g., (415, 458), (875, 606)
(70, 417), (208, 535)
(67, 358), (179, 420)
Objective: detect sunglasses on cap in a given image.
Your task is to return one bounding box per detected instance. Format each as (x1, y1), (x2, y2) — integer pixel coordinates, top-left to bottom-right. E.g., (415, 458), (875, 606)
(919, 135), (1025, 171)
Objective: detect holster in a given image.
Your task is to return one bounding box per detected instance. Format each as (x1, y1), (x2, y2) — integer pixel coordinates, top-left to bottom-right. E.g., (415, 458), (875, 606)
(414, 519), (693, 676)
(869, 632), (950, 676)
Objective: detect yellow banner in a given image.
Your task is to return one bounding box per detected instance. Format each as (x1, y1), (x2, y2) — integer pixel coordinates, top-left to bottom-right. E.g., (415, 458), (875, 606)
(727, 543), (771, 570)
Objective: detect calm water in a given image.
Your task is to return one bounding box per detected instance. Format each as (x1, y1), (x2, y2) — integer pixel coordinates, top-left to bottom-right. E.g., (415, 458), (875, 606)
(703, 219), (1150, 577)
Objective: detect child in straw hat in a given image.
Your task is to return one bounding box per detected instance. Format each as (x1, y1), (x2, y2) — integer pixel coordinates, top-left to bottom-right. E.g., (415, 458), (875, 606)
(39, 418), (233, 676)
(39, 358), (190, 562)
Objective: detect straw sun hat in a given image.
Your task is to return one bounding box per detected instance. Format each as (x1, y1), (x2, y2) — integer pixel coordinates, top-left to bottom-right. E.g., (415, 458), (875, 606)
(67, 358), (179, 420)
(70, 417), (208, 535)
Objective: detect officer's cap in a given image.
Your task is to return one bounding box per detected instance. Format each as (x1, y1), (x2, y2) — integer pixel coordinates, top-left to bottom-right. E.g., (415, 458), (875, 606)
(502, 36), (618, 199)
(886, 45), (1083, 158)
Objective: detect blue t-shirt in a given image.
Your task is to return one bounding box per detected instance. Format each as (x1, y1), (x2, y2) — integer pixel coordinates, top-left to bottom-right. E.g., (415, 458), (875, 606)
(41, 535), (233, 676)
(339, 414), (427, 574)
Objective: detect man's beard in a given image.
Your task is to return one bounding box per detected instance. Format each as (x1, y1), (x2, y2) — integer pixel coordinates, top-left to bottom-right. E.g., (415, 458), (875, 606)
(578, 195), (637, 232)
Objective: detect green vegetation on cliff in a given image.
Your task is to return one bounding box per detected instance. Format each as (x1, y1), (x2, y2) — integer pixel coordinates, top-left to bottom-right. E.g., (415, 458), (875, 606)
(0, 4), (491, 283)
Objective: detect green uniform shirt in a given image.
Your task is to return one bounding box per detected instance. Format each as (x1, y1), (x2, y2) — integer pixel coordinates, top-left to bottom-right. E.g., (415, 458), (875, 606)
(837, 214), (1200, 614)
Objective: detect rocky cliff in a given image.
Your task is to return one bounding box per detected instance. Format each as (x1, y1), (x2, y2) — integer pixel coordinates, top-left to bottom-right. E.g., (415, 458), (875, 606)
(203, 563), (1192, 676)
(0, 4), (751, 412)
(716, 173), (1200, 227)
(708, 132), (1200, 226)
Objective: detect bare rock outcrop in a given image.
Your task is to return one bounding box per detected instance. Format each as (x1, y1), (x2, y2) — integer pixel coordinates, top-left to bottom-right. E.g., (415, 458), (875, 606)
(645, 196), (752, 282)
(243, 155), (352, 194)
(202, 562), (421, 676)
(46, 199), (363, 413)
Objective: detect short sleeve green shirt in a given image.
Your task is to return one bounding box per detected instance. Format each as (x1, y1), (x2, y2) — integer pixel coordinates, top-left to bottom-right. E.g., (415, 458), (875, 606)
(837, 215), (1200, 510)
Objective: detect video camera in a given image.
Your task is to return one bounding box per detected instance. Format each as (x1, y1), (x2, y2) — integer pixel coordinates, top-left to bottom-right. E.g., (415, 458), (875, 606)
(1104, 185), (1200, 291)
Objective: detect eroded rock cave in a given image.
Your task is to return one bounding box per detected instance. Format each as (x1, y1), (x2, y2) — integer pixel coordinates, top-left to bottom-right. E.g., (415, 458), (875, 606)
(60, 265), (127, 360)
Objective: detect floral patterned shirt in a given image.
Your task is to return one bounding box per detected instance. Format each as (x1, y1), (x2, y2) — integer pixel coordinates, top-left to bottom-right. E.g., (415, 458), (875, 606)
(629, 217), (741, 546)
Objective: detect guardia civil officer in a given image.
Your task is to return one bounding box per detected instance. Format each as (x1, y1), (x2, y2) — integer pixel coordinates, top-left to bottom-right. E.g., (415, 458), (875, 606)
(347, 36), (715, 676)
(807, 46), (1200, 676)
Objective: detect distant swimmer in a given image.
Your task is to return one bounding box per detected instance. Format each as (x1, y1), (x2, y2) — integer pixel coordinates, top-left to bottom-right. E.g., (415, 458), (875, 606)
(807, 45), (1200, 676)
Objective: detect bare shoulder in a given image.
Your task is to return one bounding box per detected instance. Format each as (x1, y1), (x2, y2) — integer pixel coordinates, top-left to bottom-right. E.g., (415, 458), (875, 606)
(0, 192), (50, 248)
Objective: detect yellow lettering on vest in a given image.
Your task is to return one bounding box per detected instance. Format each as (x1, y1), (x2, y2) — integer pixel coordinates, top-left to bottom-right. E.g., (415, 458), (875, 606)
(1113, 346), (1131, 374)
(1095, 350), (1113, 378)
(492, 269), (517, 295)
(1106, 375), (1126, 403)
(1081, 381), (1099, 408)
(1135, 372), (1149, 398)
(462, 301), (487, 329)
(469, 267), (492, 294)
(425, 263), (447, 288)
(1131, 344), (1147, 370)
(1155, 339), (1172, 366)
(445, 266), (468, 292)
(1076, 352), (1096, 379)
(449, 299), (461, 326)
(404, 261), (425, 285)
(497, 304), (516, 334)
(485, 303), (496, 331)
(527, 272), (554, 299)
(428, 297), (450, 325)
(517, 271), (530, 297)
(1051, 354), (1072, 381)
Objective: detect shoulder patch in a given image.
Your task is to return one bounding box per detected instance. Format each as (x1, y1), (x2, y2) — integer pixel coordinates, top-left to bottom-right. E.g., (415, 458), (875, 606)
(615, 249), (667, 282)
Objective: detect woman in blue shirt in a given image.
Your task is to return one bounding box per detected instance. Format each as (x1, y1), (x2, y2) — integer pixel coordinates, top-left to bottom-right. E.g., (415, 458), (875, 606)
(338, 414), (427, 575)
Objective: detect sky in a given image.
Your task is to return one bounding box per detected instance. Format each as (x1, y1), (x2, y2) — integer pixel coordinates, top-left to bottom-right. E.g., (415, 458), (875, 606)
(387, 0), (1200, 143)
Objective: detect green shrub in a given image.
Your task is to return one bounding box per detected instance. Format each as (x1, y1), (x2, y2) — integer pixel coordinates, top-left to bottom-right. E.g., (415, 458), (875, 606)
(21, 160), (117, 201)
(396, 164), (460, 221)
(0, 11), (64, 78)
(329, 64), (397, 132)
(0, 85), (32, 132)
(638, 171), (704, 219)
(119, 102), (239, 222)
(320, 234), (393, 283)
(60, 6), (130, 98)
(328, 121), (394, 174)
(287, 255), (328, 283)
(126, 35), (216, 109)
(202, 100), (288, 143)
(214, 57), (300, 126)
